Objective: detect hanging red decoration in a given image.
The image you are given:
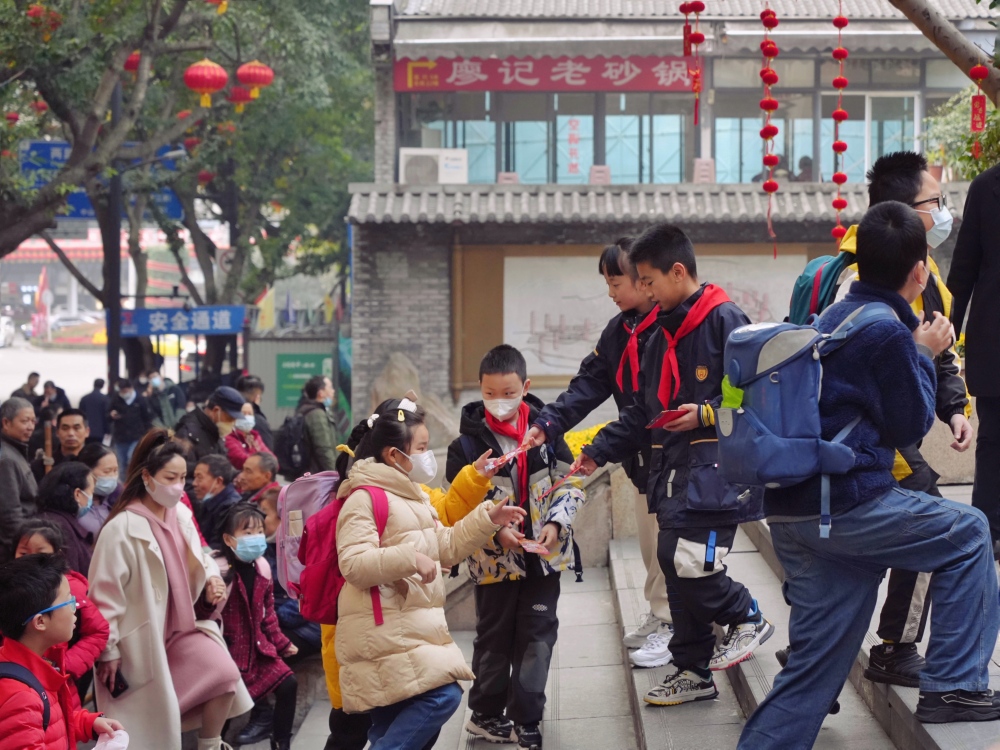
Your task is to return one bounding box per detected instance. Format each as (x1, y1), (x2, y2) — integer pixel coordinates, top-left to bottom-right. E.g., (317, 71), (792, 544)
(124, 51), (140, 74)
(970, 63), (990, 160)
(26, 4), (62, 42)
(5, 112), (19, 127)
(198, 170), (216, 186)
(183, 136), (201, 152)
(759, 4), (780, 257)
(30, 100), (48, 115)
(227, 86), (253, 113)
(829, 0), (850, 244)
(206, 0), (229, 13)
(184, 59), (228, 108)
(679, 2), (705, 125)
(236, 60), (274, 100)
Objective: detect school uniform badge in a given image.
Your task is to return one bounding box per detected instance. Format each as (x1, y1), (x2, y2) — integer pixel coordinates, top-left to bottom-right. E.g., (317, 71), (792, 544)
(696, 365), (709, 381)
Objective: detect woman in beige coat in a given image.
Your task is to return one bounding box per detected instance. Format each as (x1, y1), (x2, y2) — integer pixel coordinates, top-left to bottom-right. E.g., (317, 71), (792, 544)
(89, 430), (253, 750)
(336, 400), (525, 750)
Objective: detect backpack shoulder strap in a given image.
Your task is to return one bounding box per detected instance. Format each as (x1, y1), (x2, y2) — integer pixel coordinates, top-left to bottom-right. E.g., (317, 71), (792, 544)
(0, 662), (50, 731)
(459, 434), (478, 466)
(354, 486), (391, 627)
(821, 302), (898, 352)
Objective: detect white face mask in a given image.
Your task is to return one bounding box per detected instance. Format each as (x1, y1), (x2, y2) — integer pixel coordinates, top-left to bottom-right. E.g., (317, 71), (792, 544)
(484, 397), (523, 421)
(920, 205), (953, 249)
(400, 449), (438, 484)
(235, 415), (256, 433)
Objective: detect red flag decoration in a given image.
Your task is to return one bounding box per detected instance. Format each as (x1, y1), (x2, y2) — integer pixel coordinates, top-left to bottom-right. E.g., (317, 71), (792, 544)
(970, 64), (990, 160)
(759, 4), (780, 257)
(830, 1), (851, 245)
(680, 2), (705, 125)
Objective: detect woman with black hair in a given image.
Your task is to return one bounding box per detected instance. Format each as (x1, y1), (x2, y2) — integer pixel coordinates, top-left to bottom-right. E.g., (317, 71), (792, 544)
(334, 397), (525, 750)
(35, 461), (96, 575)
(76, 441), (121, 535)
(88, 428), (253, 750)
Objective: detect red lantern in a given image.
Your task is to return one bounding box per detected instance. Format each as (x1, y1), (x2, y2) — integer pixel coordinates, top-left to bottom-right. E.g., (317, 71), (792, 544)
(184, 59), (228, 108)
(762, 180), (779, 194)
(125, 51), (140, 74)
(760, 124), (779, 140)
(763, 154), (780, 168)
(760, 69), (779, 86)
(832, 198), (848, 211)
(206, 0), (229, 13)
(184, 136), (201, 151)
(970, 63), (991, 160)
(198, 170), (215, 186)
(30, 100), (47, 115)
(27, 3), (61, 41)
(227, 86), (252, 114)
(759, 98), (779, 112)
(760, 3), (780, 255)
(831, 225), (848, 240)
(829, 0), (851, 244)
(832, 140), (848, 153)
(832, 108), (849, 122)
(5, 112), (19, 126)
(760, 40), (779, 58)
(236, 60), (274, 100)
(832, 76), (848, 90)
(833, 16), (849, 29)
(832, 172), (848, 185)
(679, 2), (705, 125)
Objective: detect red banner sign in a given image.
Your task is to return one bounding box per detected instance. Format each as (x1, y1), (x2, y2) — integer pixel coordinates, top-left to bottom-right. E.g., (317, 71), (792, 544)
(972, 94), (987, 132)
(395, 56), (696, 93)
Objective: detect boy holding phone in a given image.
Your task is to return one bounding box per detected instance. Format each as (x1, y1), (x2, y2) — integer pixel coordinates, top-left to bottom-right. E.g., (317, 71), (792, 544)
(0, 553), (125, 747)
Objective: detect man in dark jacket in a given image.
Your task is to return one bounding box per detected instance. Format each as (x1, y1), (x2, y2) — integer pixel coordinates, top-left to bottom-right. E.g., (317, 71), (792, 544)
(174, 386), (244, 462)
(147, 370), (186, 430)
(739, 203), (999, 748)
(192, 453), (241, 548)
(33, 380), (71, 417)
(79, 379), (109, 444)
(10, 372), (39, 401)
(296, 375), (337, 474)
(108, 378), (154, 478)
(0, 397), (39, 559)
(949, 161), (1000, 549)
(31, 408), (90, 481)
(576, 224), (768, 708)
(237, 374), (274, 451)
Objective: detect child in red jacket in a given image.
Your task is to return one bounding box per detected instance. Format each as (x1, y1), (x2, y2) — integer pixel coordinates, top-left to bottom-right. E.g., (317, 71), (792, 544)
(13, 520), (110, 711)
(219, 503), (297, 750)
(0, 553), (123, 750)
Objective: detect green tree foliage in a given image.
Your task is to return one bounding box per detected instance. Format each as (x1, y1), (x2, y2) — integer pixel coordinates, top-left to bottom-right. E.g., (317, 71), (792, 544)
(924, 85), (1000, 180)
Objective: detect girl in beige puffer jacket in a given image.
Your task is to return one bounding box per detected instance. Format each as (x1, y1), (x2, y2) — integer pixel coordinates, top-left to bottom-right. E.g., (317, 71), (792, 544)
(335, 399), (525, 750)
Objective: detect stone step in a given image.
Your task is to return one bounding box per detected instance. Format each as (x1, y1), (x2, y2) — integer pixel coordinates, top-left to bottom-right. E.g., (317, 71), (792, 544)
(743, 515), (1000, 750)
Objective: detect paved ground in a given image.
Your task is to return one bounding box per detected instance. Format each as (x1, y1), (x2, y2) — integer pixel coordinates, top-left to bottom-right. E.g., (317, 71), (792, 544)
(0, 336), (108, 404)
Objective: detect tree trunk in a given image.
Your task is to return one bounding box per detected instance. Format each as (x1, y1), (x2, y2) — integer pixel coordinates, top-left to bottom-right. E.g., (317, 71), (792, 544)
(123, 194), (154, 377)
(888, 0), (1000, 104)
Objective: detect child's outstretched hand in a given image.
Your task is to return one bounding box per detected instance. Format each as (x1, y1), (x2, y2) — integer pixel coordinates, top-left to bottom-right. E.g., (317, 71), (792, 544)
(473, 449), (499, 479)
(93, 717), (125, 736)
(570, 452), (598, 476)
(536, 523), (560, 550)
(488, 496), (527, 528)
(497, 526), (525, 550)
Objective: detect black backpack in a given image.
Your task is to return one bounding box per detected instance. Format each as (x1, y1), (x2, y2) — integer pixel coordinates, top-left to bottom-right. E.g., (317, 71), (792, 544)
(274, 414), (311, 479)
(0, 662), (50, 730)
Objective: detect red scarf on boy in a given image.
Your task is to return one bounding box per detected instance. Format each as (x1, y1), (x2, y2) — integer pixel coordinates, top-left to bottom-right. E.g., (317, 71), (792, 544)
(616, 306), (660, 392)
(484, 400), (531, 507)
(658, 284), (731, 408)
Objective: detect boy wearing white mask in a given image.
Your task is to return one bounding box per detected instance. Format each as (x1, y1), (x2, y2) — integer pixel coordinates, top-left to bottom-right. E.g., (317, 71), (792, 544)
(446, 344), (585, 750)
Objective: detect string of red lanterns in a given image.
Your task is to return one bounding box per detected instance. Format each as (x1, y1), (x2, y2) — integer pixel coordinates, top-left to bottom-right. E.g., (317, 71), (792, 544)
(969, 63), (989, 160)
(830, 1), (850, 244)
(236, 60), (275, 100)
(679, 2), (705, 125)
(759, 4), (780, 257)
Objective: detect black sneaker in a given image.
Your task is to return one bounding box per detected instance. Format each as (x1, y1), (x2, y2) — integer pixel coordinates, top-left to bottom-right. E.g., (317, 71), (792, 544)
(235, 703), (273, 746)
(514, 722), (542, 750)
(774, 644), (840, 715)
(864, 643), (925, 688)
(916, 689), (1000, 723)
(465, 712), (515, 744)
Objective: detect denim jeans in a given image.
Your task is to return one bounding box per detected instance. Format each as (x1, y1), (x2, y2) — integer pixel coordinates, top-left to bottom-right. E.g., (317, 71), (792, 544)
(368, 682), (463, 750)
(739, 487), (999, 750)
(114, 439), (138, 479)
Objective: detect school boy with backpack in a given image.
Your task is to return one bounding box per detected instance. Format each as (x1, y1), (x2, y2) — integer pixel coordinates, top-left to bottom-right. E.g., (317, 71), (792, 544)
(523, 238), (674, 666)
(447, 345), (585, 750)
(737, 202), (1000, 749)
(783, 151), (973, 688)
(573, 223), (770, 707)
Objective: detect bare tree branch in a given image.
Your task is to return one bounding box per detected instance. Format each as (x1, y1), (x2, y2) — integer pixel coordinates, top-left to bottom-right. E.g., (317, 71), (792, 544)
(39, 232), (105, 303)
(152, 201), (206, 306)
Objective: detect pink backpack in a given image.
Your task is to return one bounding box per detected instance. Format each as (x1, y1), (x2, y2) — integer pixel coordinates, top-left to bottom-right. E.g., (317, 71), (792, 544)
(295, 486), (390, 626)
(275, 471), (340, 598)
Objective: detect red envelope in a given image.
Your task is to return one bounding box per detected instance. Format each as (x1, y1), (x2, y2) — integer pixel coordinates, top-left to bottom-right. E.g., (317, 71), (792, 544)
(519, 539), (550, 555)
(646, 409), (688, 429)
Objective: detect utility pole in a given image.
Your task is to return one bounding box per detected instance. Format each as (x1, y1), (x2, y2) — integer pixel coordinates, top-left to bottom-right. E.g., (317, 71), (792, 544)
(105, 82), (123, 388)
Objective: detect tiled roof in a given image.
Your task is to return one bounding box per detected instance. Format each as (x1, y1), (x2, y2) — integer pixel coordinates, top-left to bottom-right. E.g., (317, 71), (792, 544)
(348, 182), (971, 225)
(398, 0), (990, 21)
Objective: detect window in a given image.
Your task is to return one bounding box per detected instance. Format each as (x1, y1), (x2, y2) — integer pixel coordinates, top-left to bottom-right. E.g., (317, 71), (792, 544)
(604, 94), (690, 183)
(926, 59), (970, 89)
(499, 93), (551, 183)
(554, 93), (595, 184)
(869, 96), (915, 158)
(770, 93), (815, 181)
(714, 93), (765, 183)
(821, 95), (866, 182)
(714, 59), (815, 89)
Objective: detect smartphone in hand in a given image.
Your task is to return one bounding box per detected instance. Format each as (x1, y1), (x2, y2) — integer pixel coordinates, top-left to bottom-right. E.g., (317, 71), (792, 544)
(646, 409), (687, 429)
(110, 668), (129, 698)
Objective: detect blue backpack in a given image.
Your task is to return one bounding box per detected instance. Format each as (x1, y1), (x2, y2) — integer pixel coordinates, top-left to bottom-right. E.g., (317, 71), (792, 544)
(715, 303), (897, 538)
(787, 252), (855, 325)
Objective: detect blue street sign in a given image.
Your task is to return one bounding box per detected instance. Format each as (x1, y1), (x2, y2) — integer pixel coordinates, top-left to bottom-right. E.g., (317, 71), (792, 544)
(116, 305), (246, 338)
(19, 140), (184, 221)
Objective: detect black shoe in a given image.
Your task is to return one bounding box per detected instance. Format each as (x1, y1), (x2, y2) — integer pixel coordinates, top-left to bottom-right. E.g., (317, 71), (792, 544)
(864, 643), (925, 688)
(270, 737), (291, 750)
(515, 722), (542, 750)
(324, 707), (371, 750)
(235, 705), (273, 746)
(916, 689), (1000, 723)
(774, 644), (840, 715)
(465, 712), (515, 743)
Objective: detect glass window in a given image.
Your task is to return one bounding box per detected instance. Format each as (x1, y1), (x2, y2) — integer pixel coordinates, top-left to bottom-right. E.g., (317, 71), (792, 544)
(821, 94), (866, 182)
(500, 93), (551, 184)
(770, 94), (815, 181)
(820, 59), (870, 87)
(870, 96), (915, 158)
(714, 93), (765, 183)
(871, 60), (920, 85)
(926, 59), (971, 89)
(714, 59), (815, 89)
(554, 93), (595, 184)
(605, 94), (689, 183)
(434, 94), (496, 183)
(651, 95), (690, 183)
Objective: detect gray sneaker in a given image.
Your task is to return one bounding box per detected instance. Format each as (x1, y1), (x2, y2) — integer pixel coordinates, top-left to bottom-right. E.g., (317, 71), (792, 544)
(710, 600), (774, 671)
(624, 611), (661, 648)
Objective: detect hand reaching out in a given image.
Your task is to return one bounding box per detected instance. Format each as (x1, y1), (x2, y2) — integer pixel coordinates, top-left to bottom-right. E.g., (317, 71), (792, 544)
(570, 452), (598, 477)
(488, 496), (527, 527)
(521, 425), (546, 451)
(536, 523), (560, 550)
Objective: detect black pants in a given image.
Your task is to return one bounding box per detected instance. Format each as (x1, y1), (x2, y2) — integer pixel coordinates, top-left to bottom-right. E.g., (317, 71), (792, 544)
(974, 396), (1000, 545)
(272, 673), (298, 741)
(468, 572), (561, 725)
(657, 525), (753, 670)
(875, 449), (940, 644)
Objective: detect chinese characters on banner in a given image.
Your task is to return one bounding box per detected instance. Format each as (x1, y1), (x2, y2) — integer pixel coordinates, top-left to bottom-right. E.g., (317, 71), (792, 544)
(567, 118), (581, 175)
(395, 56), (696, 93)
(117, 305), (246, 338)
(972, 95), (987, 132)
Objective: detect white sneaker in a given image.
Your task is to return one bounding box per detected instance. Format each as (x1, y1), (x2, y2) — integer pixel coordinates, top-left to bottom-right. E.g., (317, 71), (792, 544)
(629, 624), (674, 668)
(623, 611), (661, 648)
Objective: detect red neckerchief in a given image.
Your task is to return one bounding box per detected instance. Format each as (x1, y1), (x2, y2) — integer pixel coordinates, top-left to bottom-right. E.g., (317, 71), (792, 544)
(658, 284), (731, 408)
(616, 306), (660, 392)
(484, 400), (531, 508)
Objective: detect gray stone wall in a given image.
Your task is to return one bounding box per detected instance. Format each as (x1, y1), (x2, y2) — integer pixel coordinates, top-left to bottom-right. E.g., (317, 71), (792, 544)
(351, 225), (452, 417)
(373, 64), (396, 184)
